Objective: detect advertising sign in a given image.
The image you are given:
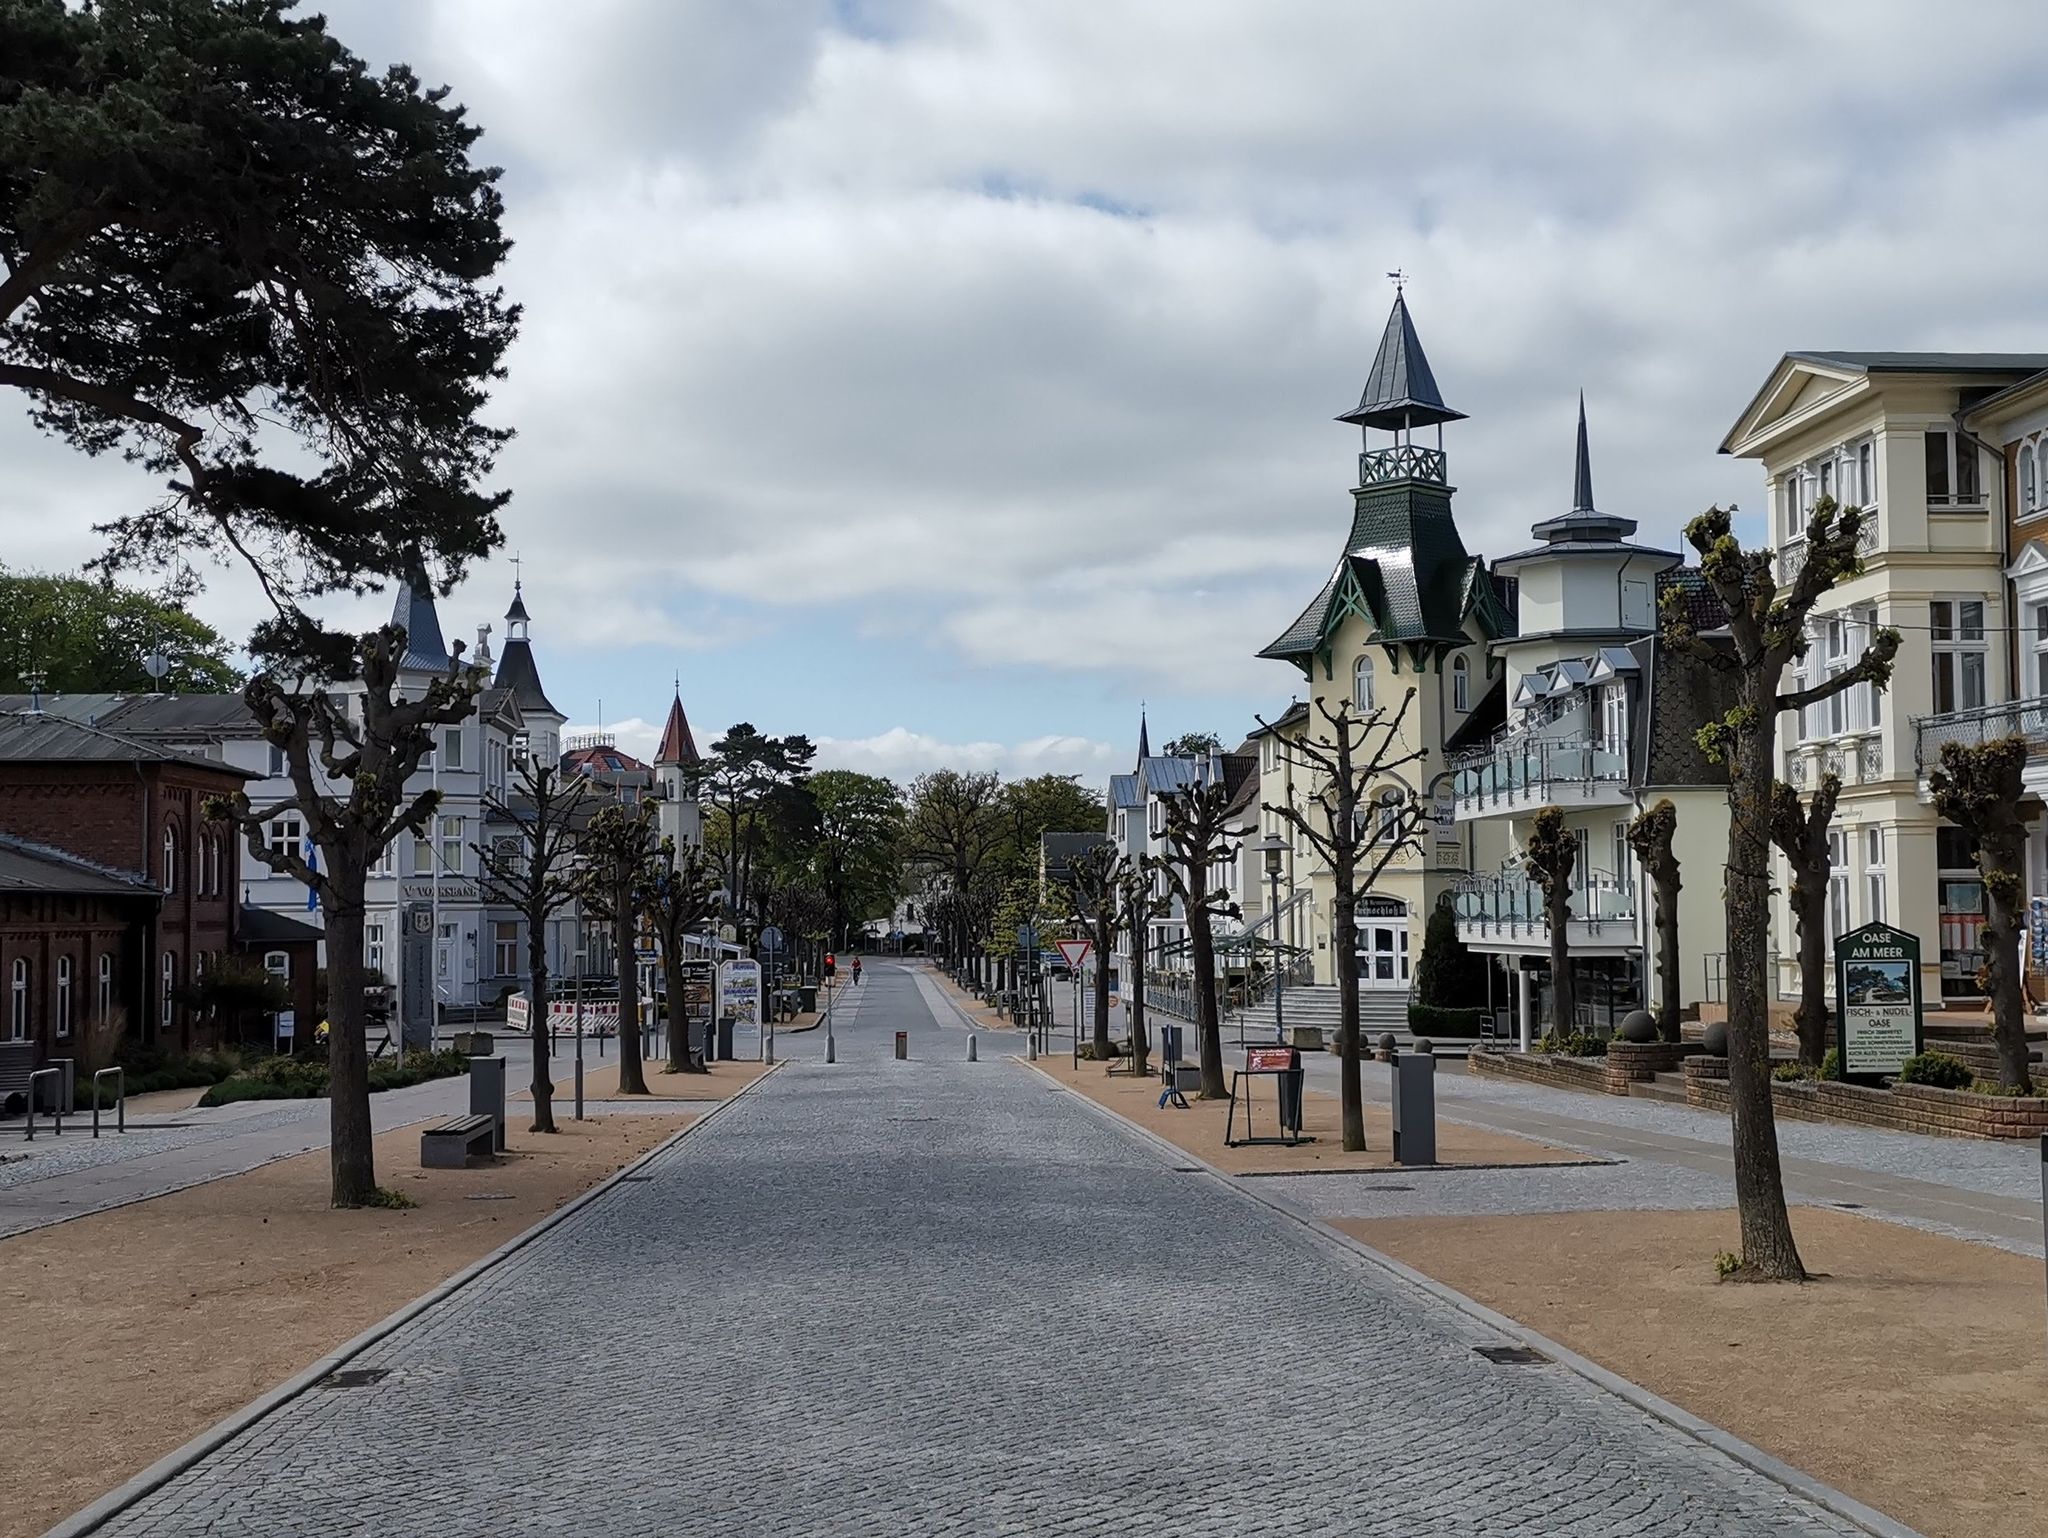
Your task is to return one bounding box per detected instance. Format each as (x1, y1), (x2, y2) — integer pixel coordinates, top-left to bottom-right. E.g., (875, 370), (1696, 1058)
(718, 958), (764, 1058)
(1834, 921), (1924, 1079)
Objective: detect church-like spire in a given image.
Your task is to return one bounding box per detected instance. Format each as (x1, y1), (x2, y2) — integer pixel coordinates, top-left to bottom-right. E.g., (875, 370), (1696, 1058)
(1338, 291), (1466, 433)
(1137, 707), (1151, 765)
(1530, 393), (1639, 544)
(492, 579), (562, 719)
(655, 687), (699, 767)
(1572, 391), (1595, 513)
(389, 556), (451, 672)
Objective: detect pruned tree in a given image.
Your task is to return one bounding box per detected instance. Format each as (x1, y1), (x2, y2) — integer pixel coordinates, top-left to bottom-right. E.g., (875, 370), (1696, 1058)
(1261, 691), (1429, 1151)
(581, 800), (659, 1096)
(635, 834), (721, 1074)
(1525, 806), (1579, 1038)
(1154, 776), (1243, 1099)
(1769, 775), (1842, 1070)
(1931, 736), (2034, 1092)
(212, 631), (483, 1205)
(1117, 855), (1170, 1075)
(1626, 799), (1684, 1043)
(1063, 840), (1123, 1057)
(905, 769), (1005, 976)
(1665, 495), (1900, 1280)
(476, 757), (597, 1130)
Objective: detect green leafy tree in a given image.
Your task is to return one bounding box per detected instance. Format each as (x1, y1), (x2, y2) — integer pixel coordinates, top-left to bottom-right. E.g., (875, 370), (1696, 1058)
(995, 773), (1104, 877)
(905, 769), (1005, 977)
(1665, 496), (1900, 1280)
(805, 770), (904, 947)
(0, 566), (240, 693)
(1160, 731), (1224, 759)
(1525, 807), (1578, 1036)
(1930, 737), (2033, 1091)
(685, 725), (816, 935)
(3, 0), (518, 1207)
(1413, 897), (1484, 1011)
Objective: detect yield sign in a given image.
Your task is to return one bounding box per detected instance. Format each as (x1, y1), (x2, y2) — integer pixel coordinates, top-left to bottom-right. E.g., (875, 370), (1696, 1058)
(1056, 939), (1093, 969)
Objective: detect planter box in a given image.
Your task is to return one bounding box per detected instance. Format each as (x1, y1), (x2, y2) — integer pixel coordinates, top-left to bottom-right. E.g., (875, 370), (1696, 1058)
(1288, 1026), (1326, 1053)
(1468, 1049), (1609, 1094)
(1602, 1040), (1700, 1095)
(1682, 1056), (2048, 1140)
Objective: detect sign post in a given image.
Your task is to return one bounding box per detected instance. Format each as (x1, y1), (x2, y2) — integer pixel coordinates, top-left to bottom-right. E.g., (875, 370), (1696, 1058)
(1056, 939), (1093, 1063)
(1834, 921), (1924, 1081)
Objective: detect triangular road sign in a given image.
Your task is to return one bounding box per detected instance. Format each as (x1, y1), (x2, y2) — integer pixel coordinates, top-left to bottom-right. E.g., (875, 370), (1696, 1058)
(1056, 939), (1093, 968)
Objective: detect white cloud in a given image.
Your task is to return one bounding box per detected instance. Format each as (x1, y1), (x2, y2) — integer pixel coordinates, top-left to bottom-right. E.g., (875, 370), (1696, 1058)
(814, 726), (1116, 781)
(564, 716), (662, 764)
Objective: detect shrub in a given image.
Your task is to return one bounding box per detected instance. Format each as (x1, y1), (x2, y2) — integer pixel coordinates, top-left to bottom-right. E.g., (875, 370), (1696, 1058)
(1713, 1250), (1742, 1280)
(1413, 899), (1486, 1010)
(199, 1045), (471, 1106)
(1535, 1030), (1608, 1058)
(1896, 1051), (1972, 1090)
(1820, 1047), (1841, 1081)
(1772, 1062), (1809, 1083)
(1408, 1004), (1486, 1038)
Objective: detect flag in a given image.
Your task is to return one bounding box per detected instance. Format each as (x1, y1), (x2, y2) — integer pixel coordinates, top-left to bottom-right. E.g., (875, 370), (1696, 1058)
(304, 837), (319, 911)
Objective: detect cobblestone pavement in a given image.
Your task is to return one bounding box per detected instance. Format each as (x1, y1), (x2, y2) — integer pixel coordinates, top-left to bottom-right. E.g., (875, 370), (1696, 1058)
(86, 963), (1870, 1537)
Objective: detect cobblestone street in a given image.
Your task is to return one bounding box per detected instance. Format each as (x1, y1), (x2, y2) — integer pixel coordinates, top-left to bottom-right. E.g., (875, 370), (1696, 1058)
(83, 964), (1871, 1537)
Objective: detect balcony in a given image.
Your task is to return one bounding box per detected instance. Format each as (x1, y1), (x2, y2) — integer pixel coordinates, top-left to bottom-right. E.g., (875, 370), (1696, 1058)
(1775, 516), (1880, 584)
(1359, 442), (1447, 487)
(1450, 734), (1631, 821)
(1452, 873), (1639, 953)
(1913, 697), (2048, 776)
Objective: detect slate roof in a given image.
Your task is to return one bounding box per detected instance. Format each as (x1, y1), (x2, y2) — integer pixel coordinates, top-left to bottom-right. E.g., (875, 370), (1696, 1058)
(0, 711), (255, 776)
(1628, 633), (1739, 789)
(237, 907), (325, 944)
(0, 833), (159, 897)
(389, 563), (453, 672)
(492, 637), (560, 719)
(655, 693), (700, 765)
(1338, 294), (1466, 431)
(1138, 757), (1201, 795)
(1040, 832), (1106, 886)
(1442, 670), (1506, 752)
(1657, 566), (1731, 634)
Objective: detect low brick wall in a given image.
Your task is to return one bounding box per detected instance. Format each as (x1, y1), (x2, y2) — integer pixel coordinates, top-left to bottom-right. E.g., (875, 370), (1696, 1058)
(1467, 1049), (1609, 1095)
(1602, 1040), (1700, 1095)
(1681, 1055), (2048, 1140)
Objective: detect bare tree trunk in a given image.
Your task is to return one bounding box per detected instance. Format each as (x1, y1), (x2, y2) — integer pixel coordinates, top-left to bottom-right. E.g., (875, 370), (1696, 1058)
(1128, 958), (1150, 1076)
(1190, 879), (1226, 1099)
(1332, 871), (1365, 1152)
(665, 946), (703, 1074)
(1653, 870), (1681, 1043)
(1091, 921), (1112, 1057)
(323, 902), (378, 1207)
(1543, 886), (1574, 1036)
(614, 898), (648, 1095)
(526, 940), (556, 1134)
(1726, 730), (1807, 1280)
(1985, 847), (2033, 1092)
(1789, 882), (1828, 1069)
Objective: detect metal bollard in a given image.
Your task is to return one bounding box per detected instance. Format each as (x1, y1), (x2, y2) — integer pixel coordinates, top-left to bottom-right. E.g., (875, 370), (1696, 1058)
(826, 1031), (836, 1064)
(1028, 1033), (1038, 1061)
(894, 1030), (907, 1061)
(968, 1035), (978, 1062)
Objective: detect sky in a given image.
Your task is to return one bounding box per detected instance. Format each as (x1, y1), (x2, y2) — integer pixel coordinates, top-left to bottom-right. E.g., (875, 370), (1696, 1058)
(11, 0), (2048, 783)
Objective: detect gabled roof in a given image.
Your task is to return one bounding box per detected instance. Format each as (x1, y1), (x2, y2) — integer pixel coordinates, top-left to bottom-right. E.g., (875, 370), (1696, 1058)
(655, 692), (700, 766)
(237, 908), (324, 945)
(1338, 293), (1466, 431)
(1108, 773), (1142, 810)
(1720, 351), (2048, 457)
(1138, 756), (1201, 795)
(0, 711), (256, 776)
(0, 833), (159, 897)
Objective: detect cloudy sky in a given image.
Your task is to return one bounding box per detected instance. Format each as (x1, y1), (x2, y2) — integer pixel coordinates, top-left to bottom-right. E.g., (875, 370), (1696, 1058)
(11, 0), (2048, 780)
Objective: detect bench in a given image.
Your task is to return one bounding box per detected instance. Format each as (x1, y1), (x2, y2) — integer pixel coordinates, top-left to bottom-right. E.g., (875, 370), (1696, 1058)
(420, 1113), (496, 1169)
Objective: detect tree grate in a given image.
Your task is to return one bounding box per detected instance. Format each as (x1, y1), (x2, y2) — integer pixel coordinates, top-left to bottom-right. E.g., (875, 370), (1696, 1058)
(320, 1368), (390, 1389)
(1473, 1345), (1550, 1366)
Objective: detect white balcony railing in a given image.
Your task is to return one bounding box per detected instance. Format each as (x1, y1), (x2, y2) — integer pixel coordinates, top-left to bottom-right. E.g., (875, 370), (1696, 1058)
(1775, 516), (1880, 583)
(1912, 696), (2048, 774)
(1450, 734), (1630, 818)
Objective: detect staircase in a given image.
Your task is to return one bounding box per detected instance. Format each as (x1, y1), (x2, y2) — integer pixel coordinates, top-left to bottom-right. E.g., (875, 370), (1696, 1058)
(1232, 985), (1448, 1051)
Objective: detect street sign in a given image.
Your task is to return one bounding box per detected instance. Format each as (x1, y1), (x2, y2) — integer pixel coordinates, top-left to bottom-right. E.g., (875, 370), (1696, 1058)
(760, 925), (783, 951)
(1015, 922), (1038, 952)
(1835, 921), (1924, 1079)
(1056, 939), (1093, 969)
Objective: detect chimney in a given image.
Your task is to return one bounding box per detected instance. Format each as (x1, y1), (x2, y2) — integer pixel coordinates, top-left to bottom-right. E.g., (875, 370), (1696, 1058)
(474, 623), (494, 667)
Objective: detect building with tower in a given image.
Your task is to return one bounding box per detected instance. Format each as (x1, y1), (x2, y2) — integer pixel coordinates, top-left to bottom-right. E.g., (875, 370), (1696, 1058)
(654, 687), (703, 853)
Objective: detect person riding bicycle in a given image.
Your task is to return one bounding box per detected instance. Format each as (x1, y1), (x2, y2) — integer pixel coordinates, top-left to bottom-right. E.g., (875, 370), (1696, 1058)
(851, 957), (863, 985)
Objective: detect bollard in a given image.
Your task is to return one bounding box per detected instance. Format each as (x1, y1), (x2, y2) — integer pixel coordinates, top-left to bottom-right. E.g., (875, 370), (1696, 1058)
(894, 1030), (907, 1061)
(765, 1035), (776, 1065)
(968, 1034), (978, 1062)
(826, 1031), (836, 1064)
(1028, 1032), (1038, 1061)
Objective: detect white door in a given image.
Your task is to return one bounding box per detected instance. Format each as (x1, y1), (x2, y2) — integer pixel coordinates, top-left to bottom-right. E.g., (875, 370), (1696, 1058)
(1357, 923), (1410, 988)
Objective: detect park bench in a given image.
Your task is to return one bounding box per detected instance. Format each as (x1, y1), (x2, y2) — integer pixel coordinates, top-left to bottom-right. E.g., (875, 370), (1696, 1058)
(420, 1113), (496, 1169)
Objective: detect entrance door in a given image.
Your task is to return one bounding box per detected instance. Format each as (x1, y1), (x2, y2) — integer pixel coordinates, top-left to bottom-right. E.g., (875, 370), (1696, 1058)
(1355, 897), (1410, 989)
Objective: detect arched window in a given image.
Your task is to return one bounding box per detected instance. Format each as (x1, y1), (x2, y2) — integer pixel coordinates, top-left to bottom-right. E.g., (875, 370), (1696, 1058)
(1376, 788), (1405, 844)
(1353, 654), (1375, 712)
(1452, 654), (1470, 713)
(55, 955), (72, 1038)
(2025, 444), (2039, 514)
(97, 953), (113, 1024)
(161, 822), (178, 894)
(161, 951), (176, 1030)
(9, 958), (27, 1041)
(264, 950), (291, 986)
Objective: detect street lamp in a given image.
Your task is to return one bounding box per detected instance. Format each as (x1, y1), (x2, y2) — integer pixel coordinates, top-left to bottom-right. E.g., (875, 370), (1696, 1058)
(1260, 834), (1287, 1045)
(572, 945), (587, 1120)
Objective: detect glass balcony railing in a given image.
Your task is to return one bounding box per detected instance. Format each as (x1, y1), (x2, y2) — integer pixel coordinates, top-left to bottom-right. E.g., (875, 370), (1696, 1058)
(1452, 873), (1636, 938)
(1450, 735), (1630, 814)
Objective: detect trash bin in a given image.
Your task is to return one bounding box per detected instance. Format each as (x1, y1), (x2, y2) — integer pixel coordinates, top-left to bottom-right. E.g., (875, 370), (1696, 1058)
(1391, 1050), (1437, 1165)
(468, 1055), (507, 1152)
(716, 1014), (736, 1060)
(798, 985), (819, 1013)
(1160, 1023), (1183, 1072)
(1277, 1062), (1305, 1135)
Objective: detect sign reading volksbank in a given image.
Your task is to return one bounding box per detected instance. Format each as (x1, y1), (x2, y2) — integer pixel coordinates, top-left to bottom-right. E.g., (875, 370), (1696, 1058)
(1833, 921), (1924, 1079)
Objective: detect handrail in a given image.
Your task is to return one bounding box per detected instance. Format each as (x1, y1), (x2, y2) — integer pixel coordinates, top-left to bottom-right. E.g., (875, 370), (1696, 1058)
(25, 1066), (61, 1141)
(1911, 694), (2048, 772)
(92, 1066), (125, 1137)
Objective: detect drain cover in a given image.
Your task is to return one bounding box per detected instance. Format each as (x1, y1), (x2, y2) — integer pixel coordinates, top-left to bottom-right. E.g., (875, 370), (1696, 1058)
(321, 1368), (390, 1389)
(1473, 1345), (1550, 1366)
(1831, 1201), (1865, 1210)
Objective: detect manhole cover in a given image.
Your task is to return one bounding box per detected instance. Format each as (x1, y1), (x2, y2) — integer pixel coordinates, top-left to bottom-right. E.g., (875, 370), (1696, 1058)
(1473, 1345), (1550, 1366)
(321, 1368), (390, 1389)
(1831, 1201), (1865, 1210)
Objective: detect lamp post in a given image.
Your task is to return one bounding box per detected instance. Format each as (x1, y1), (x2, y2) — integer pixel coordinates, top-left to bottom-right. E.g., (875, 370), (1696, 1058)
(1261, 835), (1287, 1045)
(572, 945), (587, 1120)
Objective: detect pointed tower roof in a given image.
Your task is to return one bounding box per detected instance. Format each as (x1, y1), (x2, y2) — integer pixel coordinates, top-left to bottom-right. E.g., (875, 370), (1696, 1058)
(491, 581), (562, 720)
(1337, 293), (1467, 432)
(1527, 394), (1641, 545)
(389, 559), (452, 672)
(1136, 709), (1151, 765)
(655, 689), (699, 766)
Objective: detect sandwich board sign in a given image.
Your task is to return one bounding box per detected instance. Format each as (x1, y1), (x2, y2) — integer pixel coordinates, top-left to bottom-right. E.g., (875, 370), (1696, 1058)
(1833, 921), (1924, 1079)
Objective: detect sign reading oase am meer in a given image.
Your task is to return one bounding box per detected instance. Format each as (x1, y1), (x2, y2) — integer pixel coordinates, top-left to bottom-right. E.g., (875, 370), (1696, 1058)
(1833, 921), (1923, 1079)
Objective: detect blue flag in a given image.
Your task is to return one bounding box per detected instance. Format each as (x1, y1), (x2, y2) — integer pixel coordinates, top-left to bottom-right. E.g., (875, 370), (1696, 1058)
(304, 837), (319, 911)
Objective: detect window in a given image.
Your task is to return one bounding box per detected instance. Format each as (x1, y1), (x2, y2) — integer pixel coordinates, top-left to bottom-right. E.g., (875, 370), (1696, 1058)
(1925, 430), (1981, 507)
(55, 955), (72, 1038)
(1937, 825), (1987, 997)
(1824, 617), (1854, 735)
(1856, 440), (1874, 507)
(439, 815), (464, 874)
(2025, 445), (2039, 515)
(263, 950), (291, 987)
(267, 743), (287, 777)
(370, 841), (394, 879)
(1375, 789), (1404, 844)
(2033, 605), (2048, 697)
(9, 958), (26, 1041)
(493, 921), (519, 976)
(440, 726), (465, 769)
(365, 922), (386, 979)
(1783, 475), (1805, 539)
(161, 823), (177, 894)
(160, 951), (176, 1030)
(1601, 684), (1628, 754)
(268, 814), (301, 860)
(1863, 826), (1886, 925)
(1930, 599), (1988, 714)
(411, 831), (434, 876)
(1612, 821), (1631, 886)
(1828, 829), (1850, 941)
(97, 953), (113, 1024)
(1354, 654), (1375, 713)
(1818, 459), (1834, 506)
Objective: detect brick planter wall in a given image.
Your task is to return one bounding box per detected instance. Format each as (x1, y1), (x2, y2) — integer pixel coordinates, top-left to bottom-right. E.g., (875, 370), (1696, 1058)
(1467, 1050), (1609, 1095)
(1602, 1040), (1700, 1095)
(1681, 1056), (2048, 1140)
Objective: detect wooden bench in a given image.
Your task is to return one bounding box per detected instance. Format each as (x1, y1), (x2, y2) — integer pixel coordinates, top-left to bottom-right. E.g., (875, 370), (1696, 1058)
(420, 1113), (496, 1169)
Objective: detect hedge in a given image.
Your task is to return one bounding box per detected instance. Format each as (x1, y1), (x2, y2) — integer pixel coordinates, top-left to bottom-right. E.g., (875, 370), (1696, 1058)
(1408, 1004), (1486, 1038)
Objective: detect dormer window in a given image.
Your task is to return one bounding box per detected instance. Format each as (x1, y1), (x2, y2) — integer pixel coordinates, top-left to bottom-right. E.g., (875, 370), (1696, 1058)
(1451, 655), (1470, 713)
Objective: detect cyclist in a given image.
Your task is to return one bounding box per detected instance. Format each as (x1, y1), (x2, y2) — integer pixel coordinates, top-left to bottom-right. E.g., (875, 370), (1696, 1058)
(851, 957), (863, 985)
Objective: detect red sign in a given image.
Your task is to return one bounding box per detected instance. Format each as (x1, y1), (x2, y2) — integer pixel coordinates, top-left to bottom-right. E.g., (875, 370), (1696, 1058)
(1055, 939), (1093, 968)
(1245, 1047), (1295, 1072)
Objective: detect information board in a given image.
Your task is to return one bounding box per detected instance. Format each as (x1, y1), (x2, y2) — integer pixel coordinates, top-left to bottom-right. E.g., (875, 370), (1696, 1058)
(719, 958), (764, 1059)
(1834, 921), (1924, 1078)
